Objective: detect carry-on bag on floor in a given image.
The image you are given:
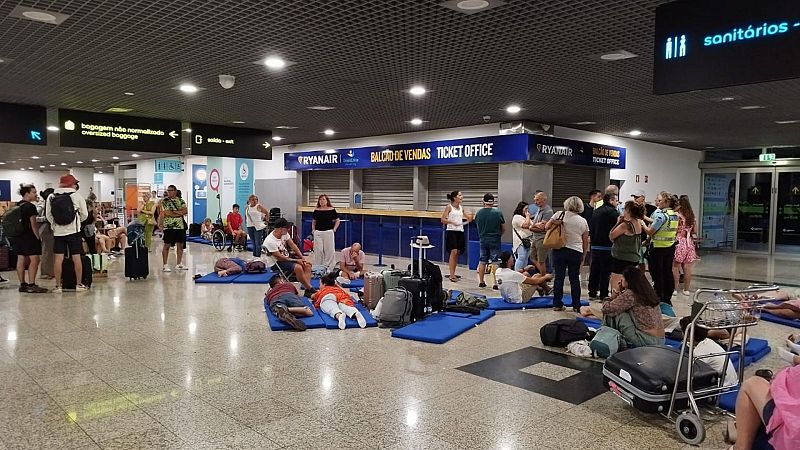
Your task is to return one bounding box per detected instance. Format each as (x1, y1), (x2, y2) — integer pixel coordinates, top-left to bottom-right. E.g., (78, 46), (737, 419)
(0, 245), (10, 270)
(189, 223), (201, 237)
(377, 287), (413, 328)
(382, 269), (409, 291)
(398, 276), (429, 322)
(411, 259), (444, 311)
(363, 271), (385, 310)
(602, 345), (719, 414)
(62, 255), (93, 290)
(125, 245), (149, 280)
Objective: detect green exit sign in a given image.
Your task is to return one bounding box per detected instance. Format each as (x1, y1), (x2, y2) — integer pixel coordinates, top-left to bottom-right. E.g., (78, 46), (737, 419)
(759, 153), (776, 162)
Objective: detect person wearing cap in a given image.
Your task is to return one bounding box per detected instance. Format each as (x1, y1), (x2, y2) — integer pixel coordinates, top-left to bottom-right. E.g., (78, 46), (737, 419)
(263, 218), (316, 296)
(631, 189), (656, 219)
(474, 193), (505, 289)
(46, 174), (89, 293)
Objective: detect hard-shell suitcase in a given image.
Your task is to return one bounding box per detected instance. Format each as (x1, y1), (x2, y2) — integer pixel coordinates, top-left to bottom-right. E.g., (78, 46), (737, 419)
(125, 245), (149, 280)
(363, 271), (385, 310)
(602, 345), (720, 414)
(62, 255), (93, 290)
(412, 259), (444, 311)
(398, 276), (429, 322)
(382, 269), (408, 291)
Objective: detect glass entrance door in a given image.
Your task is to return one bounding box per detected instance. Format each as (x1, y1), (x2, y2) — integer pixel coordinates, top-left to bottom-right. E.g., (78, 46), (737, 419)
(775, 170), (800, 254)
(736, 171), (773, 252)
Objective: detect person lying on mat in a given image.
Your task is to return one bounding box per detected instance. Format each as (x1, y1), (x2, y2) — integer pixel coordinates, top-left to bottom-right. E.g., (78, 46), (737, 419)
(726, 362), (799, 450)
(731, 290), (800, 320)
(580, 266), (664, 348)
(679, 316), (739, 387)
(311, 273), (368, 329)
(266, 276), (314, 331)
(494, 251), (553, 304)
(263, 218), (316, 297)
(214, 257), (245, 277)
(339, 243), (366, 280)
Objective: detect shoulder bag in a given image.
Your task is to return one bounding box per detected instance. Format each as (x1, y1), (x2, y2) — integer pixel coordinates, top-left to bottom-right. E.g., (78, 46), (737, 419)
(543, 211), (566, 249)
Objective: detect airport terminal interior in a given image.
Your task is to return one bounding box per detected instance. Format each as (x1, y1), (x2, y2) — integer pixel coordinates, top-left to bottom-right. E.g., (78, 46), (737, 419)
(1, 1), (800, 449)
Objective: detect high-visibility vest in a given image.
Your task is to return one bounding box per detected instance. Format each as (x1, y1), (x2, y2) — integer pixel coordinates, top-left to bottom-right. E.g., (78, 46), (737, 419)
(652, 208), (678, 248)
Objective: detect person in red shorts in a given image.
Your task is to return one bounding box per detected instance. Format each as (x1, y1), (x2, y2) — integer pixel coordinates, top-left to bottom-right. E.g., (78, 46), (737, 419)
(225, 204), (248, 252)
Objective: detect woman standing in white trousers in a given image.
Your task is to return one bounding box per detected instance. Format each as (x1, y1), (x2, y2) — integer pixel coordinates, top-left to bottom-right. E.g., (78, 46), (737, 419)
(312, 194), (340, 271)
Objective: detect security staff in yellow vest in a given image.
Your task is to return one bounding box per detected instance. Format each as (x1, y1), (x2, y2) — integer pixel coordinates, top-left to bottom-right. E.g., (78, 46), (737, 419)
(646, 191), (679, 305)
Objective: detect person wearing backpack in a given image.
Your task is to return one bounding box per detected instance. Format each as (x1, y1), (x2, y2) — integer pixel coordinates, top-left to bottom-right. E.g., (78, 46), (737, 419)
(6, 184), (48, 293)
(37, 188), (55, 279)
(46, 174), (89, 293)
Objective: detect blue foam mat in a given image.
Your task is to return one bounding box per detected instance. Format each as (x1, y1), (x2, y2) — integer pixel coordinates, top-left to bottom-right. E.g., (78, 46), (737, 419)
(310, 278), (365, 289)
(719, 389), (738, 413)
(391, 313), (480, 344)
(194, 272), (240, 283)
(232, 271), (275, 284)
(264, 297), (326, 331)
(760, 312), (800, 329)
(488, 295), (589, 310)
(318, 303), (378, 329)
(441, 308), (496, 324)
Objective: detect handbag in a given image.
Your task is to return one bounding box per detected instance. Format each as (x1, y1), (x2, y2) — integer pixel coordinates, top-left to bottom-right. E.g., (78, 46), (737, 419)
(589, 325), (624, 358)
(543, 212), (566, 249)
(513, 227), (532, 249)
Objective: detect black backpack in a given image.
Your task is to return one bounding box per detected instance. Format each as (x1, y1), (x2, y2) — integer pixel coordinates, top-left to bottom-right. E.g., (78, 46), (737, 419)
(1, 205), (24, 238)
(50, 193), (77, 226)
(539, 319), (591, 347)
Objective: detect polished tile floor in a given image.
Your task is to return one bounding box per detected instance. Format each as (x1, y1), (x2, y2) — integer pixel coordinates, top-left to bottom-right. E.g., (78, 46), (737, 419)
(0, 246), (794, 449)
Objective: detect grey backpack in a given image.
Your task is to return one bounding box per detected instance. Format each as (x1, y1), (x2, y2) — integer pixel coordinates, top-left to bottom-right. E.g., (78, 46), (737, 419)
(377, 287), (413, 328)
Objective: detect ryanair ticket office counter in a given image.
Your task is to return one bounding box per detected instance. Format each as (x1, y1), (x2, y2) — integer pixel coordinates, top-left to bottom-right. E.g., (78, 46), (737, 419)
(285, 133), (626, 267)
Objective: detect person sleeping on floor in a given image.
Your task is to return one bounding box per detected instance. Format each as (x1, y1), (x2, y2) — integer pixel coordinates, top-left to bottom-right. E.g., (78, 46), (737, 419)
(214, 257), (246, 277)
(266, 276), (314, 331)
(311, 273), (368, 329)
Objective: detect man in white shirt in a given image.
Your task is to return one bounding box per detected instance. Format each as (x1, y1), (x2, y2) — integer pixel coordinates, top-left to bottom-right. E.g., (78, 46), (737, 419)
(494, 251), (553, 303)
(262, 218), (316, 296)
(680, 317), (739, 387)
(46, 174), (89, 293)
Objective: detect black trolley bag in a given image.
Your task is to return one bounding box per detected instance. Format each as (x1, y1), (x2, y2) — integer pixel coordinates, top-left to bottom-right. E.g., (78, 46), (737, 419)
(62, 250), (93, 290)
(398, 276), (429, 322)
(412, 258), (445, 312)
(602, 345), (720, 414)
(125, 234), (149, 280)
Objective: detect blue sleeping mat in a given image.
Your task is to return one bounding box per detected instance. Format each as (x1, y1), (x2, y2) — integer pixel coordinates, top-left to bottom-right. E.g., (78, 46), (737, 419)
(441, 308), (496, 324)
(318, 303), (378, 329)
(487, 295), (589, 310)
(264, 297), (326, 331)
(719, 388), (738, 412)
(310, 278), (365, 289)
(232, 271), (275, 284)
(194, 272), (240, 283)
(391, 313), (479, 344)
(761, 312), (800, 329)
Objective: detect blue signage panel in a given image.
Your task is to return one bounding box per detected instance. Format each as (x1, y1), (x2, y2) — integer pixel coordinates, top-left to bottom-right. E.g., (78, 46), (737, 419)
(654, 0), (800, 94)
(0, 102), (46, 146)
(154, 159), (182, 173)
(0, 180), (11, 201)
(285, 134), (625, 171)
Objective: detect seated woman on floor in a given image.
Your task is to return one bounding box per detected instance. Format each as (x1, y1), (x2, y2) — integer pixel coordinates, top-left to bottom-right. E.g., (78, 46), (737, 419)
(311, 273), (367, 329)
(580, 266), (664, 348)
(266, 276), (314, 331)
(214, 257), (246, 277)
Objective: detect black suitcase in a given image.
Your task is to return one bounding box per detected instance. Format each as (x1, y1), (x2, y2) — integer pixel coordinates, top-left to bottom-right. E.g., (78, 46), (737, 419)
(188, 223), (201, 237)
(412, 259), (444, 312)
(125, 245), (149, 280)
(602, 345), (720, 414)
(62, 255), (93, 290)
(398, 277), (429, 321)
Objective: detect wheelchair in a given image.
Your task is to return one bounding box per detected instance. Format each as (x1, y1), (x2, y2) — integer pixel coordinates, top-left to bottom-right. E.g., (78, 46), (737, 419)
(210, 224), (246, 252)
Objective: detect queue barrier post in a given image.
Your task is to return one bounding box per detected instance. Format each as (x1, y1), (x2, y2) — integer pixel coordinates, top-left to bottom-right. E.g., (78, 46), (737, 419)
(374, 219), (387, 267)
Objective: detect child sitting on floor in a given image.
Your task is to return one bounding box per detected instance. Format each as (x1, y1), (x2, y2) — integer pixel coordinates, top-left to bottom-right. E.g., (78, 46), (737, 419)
(312, 273), (367, 329)
(266, 276), (314, 331)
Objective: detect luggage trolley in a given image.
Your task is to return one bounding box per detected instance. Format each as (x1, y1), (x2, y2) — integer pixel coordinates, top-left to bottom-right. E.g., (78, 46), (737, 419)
(669, 285), (780, 445)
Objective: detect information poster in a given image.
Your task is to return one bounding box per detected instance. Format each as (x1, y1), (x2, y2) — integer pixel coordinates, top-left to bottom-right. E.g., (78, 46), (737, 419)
(206, 157), (223, 224)
(235, 158), (254, 224)
(701, 173), (736, 249)
(192, 164), (207, 224)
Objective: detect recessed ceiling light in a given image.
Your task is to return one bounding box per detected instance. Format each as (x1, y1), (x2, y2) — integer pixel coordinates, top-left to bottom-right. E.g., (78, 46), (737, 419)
(409, 86), (427, 96)
(719, 96), (737, 101)
(573, 121), (597, 125)
(131, 154), (140, 158)
(112, 156), (119, 160)
(323, 129), (335, 136)
(91, 159), (99, 162)
(60, 162), (67, 166)
(31, 156), (39, 159)
(27, 167), (33, 170)
(307, 106), (336, 111)
(46, 126), (59, 131)
(457, 0), (490, 9)
(440, 0), (504, 14)
(10, 5), (70, 24)
(628, 130), (643, 136)
(272, 136), (283, 141)
(275, 125), (299, 130)
(0, 162), (5, 165)
(124, 92), (135, 96)
(506, 105), (521, 114)
(410, 118), (424, 126)
(76, 161), (83, 164)
(669, 140), (686, 143)
(740, 105), (765, 110)
(775, 120), (800, 125)
(98, 171), (103, 174)
(600, 50), (638, 61)
(39, 165), (45, 168)
(20, 168), (25, 171)
(179, 84), (198, 93)
(183, 128), (192, 132)
(231, 121), (245, 124)
(63, 150), (76, 153)
(703, 146), (716, 149)
(264, 56), (286, 69)
(105, 107), (133, 113)
(49, 164), (55, 167)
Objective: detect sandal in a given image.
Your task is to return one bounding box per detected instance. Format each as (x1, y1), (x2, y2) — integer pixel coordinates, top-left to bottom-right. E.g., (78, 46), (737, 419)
(448, 276), (459, 282)
(724, 419), (737, 444)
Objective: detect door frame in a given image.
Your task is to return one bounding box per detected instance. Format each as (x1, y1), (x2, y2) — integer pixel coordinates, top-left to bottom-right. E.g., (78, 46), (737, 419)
(773, 167), (800, 256)
(733, 168), (775, 254)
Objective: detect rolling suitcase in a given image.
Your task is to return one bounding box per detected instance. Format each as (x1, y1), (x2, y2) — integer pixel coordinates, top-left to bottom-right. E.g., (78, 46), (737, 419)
(189, 223), (201, 237)
(602, 345), (720, 414)
(62, 255), (93, 290)
(125, 245), (149, 280)
(412, 259), (444, 312)
(363, 271), (385, 310)
(398, 276), (429, 322)
(382, 269), (408, 291)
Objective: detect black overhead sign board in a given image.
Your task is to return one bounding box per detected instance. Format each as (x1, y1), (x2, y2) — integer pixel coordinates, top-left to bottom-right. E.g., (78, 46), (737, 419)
(189, 122), (272, 160)
(654, 0), (800, 94)
(0, 102), (47, 145)
(58, 109), (182, 154)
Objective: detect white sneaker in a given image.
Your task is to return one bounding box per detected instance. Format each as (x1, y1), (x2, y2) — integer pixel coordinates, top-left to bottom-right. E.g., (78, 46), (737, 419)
(75, 284), (88, 292)
(355, 311), (367, 329)
(337, 314), (347, 330)
(163, 265), (172, 272)
(175, 264), (188, 271)
(682, 290), (691, 296)
(672, 291), (677, 297)
(52, 286), (62, 293)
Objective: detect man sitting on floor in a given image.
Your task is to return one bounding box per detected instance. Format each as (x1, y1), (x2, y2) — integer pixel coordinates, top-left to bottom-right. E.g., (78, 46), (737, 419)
(263, 218), (316, 296)
(266, 276), (314, 331)
(494, 251), (553, 304)
(312, 272), (367, 329)
(339, 242), (365, 280)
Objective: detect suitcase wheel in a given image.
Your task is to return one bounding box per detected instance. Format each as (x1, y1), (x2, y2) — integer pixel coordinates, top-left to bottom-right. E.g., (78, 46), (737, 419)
(675, 412), (705, 445)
